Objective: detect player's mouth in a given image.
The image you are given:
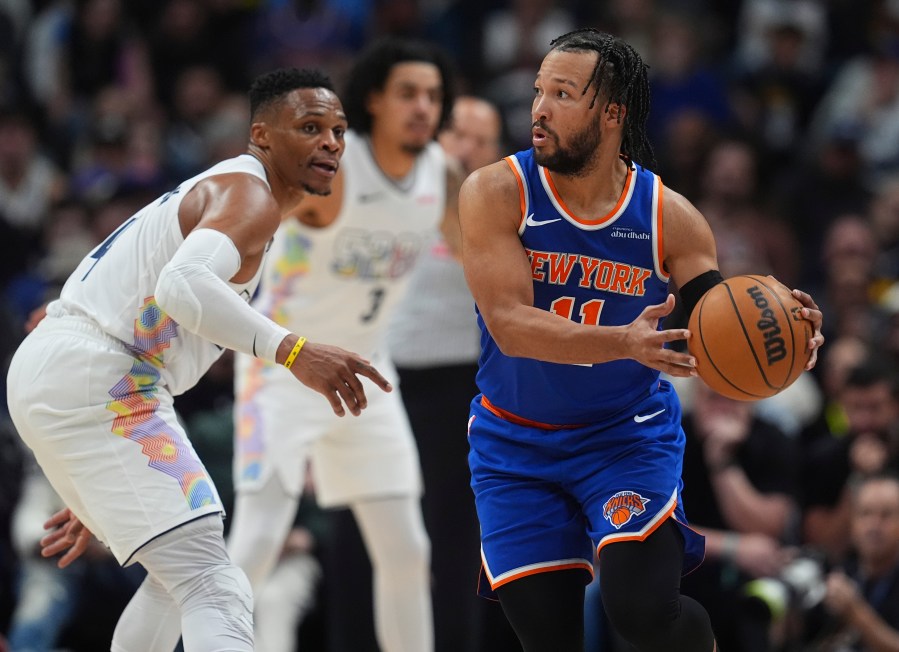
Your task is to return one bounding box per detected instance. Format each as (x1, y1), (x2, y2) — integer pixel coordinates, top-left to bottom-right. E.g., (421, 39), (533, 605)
(406, 121), (433, 138)
(311, 158), (338, 178)
(532, 123), (551, 147)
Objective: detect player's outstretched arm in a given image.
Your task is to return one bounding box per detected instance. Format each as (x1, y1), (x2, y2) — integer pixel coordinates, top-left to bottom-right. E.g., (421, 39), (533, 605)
(275, 335), (392, 417)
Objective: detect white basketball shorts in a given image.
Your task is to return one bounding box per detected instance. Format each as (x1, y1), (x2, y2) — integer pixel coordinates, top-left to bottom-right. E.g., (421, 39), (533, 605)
(233, 352), (422, 507)
(6, 315), (223, 565)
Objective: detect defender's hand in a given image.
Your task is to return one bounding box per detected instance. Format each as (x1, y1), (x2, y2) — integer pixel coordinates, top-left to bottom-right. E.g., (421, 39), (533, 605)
(41, 508), (93, 569)
(289, 342), (392, 416)
(624, 295), (697, 378)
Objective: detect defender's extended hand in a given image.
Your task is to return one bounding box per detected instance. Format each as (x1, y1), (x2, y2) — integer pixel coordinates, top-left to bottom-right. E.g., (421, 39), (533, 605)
(289, 342), (392, 417)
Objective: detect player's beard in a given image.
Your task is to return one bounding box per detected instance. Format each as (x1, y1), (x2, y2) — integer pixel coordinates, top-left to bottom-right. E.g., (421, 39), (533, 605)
(533, 116), (601, 177)
(303, 184), (332, 196)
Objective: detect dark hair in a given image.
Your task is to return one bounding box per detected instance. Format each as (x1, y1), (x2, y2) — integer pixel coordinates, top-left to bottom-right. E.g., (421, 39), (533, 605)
(550, 28), (655, 168)
(343, 37), (455, 136)
(249, 68), (334, 119)
(845, 359), (899, 398)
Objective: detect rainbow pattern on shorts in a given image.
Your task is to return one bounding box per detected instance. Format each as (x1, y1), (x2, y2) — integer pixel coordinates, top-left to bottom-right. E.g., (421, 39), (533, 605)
(107, 297), (217, 509)
(235, 357), (268, 483)
(269, 227), (311, 325)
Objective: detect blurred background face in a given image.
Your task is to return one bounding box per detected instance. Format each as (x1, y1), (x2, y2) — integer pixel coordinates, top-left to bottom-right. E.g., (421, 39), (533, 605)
(438, 97), (502, 175)
(841, 379), (899, 438)
(367, 61), (443, 154)
(439, 97), (502, 174)
(852, 479), (899, 568)
(691, 379), (753, 435)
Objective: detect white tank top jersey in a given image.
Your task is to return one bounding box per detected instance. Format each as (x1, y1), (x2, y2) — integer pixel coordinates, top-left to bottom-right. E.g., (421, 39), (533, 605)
(48, 154), (270, 396)
(252, 130), (446, 358)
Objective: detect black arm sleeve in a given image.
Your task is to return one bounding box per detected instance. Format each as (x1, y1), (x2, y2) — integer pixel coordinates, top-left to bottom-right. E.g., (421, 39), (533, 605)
(678, 270), (724, 318)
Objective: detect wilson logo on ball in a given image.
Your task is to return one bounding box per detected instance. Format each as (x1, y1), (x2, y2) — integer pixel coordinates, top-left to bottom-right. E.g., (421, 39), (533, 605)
(746, 285), (787, 366)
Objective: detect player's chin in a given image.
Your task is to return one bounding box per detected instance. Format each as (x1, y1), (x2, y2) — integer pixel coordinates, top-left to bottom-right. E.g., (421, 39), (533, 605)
(303, 182), (333, 197)
(401, 138), (429, 156)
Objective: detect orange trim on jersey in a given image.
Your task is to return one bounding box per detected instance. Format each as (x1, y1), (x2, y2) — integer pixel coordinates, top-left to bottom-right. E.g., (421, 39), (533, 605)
(595, 498), (677, 556)
(504, 156), (527, 230)
(541, 163), (634, 227)
(488, 561), (594, 590)
(480, 395), (583, 430)
(656, 178), (668, 278)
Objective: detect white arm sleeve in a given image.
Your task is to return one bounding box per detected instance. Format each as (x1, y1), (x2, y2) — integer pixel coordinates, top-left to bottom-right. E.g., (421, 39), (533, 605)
(155, 228), (291, 363)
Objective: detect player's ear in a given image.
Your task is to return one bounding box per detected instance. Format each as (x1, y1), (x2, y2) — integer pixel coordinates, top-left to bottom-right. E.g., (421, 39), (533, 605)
(606, 102), (626, 124)
(250, 121), (270, 148)
(365, 90), (384, 117)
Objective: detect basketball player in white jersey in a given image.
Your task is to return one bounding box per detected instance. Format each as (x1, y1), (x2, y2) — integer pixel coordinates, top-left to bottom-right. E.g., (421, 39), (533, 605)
(228, 39), (460, 652)
(7, 68), (391, 652)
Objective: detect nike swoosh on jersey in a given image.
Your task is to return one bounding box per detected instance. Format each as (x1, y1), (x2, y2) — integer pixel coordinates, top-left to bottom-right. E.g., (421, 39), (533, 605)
(633, 409), (665, 423)
(525, 213), (562, 227)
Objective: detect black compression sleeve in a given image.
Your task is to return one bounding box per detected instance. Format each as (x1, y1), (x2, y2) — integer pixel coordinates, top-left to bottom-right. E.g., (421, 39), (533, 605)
(678, 270), (723, 318)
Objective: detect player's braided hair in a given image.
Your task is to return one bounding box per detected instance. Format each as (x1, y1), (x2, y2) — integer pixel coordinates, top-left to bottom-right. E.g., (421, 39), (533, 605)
(249, 68), (335, 119)
(343, 37), (455, 136)
(550, 28), (655, 168)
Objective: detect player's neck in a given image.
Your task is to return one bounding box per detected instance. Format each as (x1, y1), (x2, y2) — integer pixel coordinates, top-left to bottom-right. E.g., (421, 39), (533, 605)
(548, 152), (629, 216)
(367, 131), (419, 181)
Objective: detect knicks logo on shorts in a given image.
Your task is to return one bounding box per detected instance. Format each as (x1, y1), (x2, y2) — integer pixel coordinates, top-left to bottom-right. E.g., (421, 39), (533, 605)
(603, 490), (651, 529)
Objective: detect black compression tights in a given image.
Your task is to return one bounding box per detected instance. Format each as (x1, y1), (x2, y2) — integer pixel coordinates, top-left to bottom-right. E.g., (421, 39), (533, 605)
(496, 520), (716, 652)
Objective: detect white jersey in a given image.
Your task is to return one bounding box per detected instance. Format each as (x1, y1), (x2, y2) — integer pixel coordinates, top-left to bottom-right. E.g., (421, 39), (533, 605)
(253, 130), (446, 357)
(49, 154), (270, 396)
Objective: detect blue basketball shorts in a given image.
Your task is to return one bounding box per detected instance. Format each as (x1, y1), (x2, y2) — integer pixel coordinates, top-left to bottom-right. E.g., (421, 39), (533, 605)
(468, 380), (705, 599)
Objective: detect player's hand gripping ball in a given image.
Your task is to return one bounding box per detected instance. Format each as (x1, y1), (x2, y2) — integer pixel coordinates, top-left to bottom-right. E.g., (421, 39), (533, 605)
(687, 275), (812, 401)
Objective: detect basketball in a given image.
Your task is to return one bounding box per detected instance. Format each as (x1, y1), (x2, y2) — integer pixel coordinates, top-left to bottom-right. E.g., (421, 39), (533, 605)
(687, 275), (812, 401)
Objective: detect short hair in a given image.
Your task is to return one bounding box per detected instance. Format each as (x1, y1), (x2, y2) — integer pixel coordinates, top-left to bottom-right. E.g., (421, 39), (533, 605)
(550, 28), (655, 168)
(845, 359), (899, 398)
(343, 37), (455, 136)
(249, 68), (335, 119)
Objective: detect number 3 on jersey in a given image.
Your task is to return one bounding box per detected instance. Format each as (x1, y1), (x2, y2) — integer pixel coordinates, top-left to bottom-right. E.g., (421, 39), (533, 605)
(549, 296), (605, 325)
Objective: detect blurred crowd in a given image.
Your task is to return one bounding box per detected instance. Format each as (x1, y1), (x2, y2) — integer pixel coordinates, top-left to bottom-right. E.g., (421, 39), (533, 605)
(1, 0), (899, 651)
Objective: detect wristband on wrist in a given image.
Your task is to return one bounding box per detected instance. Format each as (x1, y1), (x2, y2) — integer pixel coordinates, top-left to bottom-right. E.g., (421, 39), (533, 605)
(283, 337), (307, 369)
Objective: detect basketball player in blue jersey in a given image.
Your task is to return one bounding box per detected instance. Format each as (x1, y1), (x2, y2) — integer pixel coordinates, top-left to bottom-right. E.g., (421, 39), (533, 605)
(458, 29), (825, 652)
(10, 68), (392, 652)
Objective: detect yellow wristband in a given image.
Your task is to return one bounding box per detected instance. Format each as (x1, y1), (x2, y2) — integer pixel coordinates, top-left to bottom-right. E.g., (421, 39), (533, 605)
(283, 337), (306, 369)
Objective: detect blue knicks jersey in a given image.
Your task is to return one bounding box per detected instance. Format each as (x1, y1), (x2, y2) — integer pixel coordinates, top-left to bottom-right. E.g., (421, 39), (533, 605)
(476, 150), (671, 425)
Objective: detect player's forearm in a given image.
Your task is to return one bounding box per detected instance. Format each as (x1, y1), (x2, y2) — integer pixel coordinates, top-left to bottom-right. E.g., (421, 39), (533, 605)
(485, 305), (627, 364)
(155, 228), (291, 362)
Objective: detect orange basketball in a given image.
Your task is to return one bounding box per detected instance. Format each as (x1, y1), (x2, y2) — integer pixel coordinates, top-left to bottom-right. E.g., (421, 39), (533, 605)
(687, 275), (812, 401)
